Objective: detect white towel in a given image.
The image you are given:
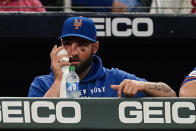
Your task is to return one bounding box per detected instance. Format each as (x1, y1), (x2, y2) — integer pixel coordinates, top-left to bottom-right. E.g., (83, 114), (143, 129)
(57, 49), (69, 98)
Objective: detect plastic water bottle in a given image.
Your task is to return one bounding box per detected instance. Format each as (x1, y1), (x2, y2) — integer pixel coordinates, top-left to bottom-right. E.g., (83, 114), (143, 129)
(66, 66), (81, 98)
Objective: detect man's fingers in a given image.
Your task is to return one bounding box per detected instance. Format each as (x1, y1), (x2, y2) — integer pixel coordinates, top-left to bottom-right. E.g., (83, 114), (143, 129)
(131, 88), (138, 96)
(54, 46), (65, 56)
(59, 61), (71, 67)
(57, 54), (70, 62)
(51, 45), (64, 56)
(50, 45), (57, 57)
(110, 85), (119, 90)
(52, 45), (57, 50)
(51, 45), (66, 61)
(111, 85), (122, 97)
(124, 83), (133, 96)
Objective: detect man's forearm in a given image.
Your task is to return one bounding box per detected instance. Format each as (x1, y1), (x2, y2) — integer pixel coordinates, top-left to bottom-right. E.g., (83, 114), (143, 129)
(44, 80), (61, 97)
(143, 82), (176, 97)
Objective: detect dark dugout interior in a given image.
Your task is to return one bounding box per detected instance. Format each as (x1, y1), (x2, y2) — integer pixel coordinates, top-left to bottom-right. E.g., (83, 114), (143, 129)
(0, 13), (195, 97)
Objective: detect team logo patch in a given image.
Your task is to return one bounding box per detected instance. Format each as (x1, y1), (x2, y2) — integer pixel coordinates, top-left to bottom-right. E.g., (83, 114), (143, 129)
(74, 19), (83, 29)
(189, 71), (196, 77)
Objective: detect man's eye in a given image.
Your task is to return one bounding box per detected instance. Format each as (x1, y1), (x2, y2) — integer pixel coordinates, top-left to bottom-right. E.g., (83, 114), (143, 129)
(78, 41), (89, 46)
(63, 41), (71, 45)
(78, 43), (86, 46)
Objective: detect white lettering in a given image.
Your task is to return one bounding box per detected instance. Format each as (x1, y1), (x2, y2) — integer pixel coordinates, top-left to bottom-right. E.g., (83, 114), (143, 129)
(94, 87), (97, 93)
(31, 101), (55, 123)
(143, 102), (164, 123)
(91, 18), (105, 36)
(2, 101), (23, 123)
(23, 101), (31, 123)
(83, 89), (86, 95)
(106, 18), (111, 36)
(172, 102), (195, 124)
(90, 89), (94, 94)
(91, 17), (153, 37)
(112, 18), (132, 36)
(98, 88), (102, 93)
(132, 18), (153, 36)
(56, 101), (81, 123)
(119, 101), (142, 123)
(165, 102), (171, 123)
(102, 86), (105, 92)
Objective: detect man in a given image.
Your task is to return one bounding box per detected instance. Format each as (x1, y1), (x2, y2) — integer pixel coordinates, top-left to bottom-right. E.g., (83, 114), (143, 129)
(179, 67), (196, 97)
(28, 16), (176, 97)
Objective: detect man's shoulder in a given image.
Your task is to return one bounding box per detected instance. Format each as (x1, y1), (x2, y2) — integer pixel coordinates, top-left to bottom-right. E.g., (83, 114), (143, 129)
(30, 73), (54, 90)
(180, 67), (196, 87)
(104, 67), (122, 74)
(105, 67), (131, 75)
(29, 73), (54, 97)
(104, 67), (146, 82)
(185, 67), (196, 78)
(192, 67), (196, 71)
(104, 67), (131, 78)
(33, 73), (54, 83)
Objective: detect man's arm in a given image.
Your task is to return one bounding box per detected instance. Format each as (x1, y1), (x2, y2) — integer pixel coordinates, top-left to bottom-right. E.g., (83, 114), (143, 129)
(142, 81), (176, 97)
(44, 80), (61, 97)
(44, 45), (70, 97)
(111, 79), (176, 97)
(179, 80), (196, 97)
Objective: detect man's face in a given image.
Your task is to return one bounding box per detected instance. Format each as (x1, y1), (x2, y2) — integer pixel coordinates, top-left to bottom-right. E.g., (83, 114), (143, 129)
(62, 37), (97, 74)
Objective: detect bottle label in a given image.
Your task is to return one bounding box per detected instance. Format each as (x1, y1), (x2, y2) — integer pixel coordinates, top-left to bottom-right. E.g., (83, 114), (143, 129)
(66, 82), (79, 92)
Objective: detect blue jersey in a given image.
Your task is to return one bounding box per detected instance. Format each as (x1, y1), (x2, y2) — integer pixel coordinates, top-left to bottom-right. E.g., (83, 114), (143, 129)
(28, 55), (147, 97)
(181, 67), (196, 87)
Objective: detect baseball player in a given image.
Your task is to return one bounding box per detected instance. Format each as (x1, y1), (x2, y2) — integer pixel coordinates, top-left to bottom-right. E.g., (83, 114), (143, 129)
(179, 67), (196, 97)
(28, 16), (176, 98)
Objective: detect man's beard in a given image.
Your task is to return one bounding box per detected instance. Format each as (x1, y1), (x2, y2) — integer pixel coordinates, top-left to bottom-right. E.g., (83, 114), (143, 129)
(71, 53), (93, 74)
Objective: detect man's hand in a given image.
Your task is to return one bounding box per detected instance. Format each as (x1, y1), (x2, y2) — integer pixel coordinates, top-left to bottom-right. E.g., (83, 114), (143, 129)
(111, 79), (176, 97)
(44, 45), (71, 97)
(111, 79), (145, 97)
(50, 45), (70, 81)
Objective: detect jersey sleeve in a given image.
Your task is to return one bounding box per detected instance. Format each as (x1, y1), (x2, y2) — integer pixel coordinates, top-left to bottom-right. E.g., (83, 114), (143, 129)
(181, 67), (196, 87)
(28, 77), (47, 97)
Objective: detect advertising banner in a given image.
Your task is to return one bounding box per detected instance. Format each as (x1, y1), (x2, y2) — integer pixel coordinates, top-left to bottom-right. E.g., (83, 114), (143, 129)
(0, 98), (195, 130)
(0, 13), (195, 39)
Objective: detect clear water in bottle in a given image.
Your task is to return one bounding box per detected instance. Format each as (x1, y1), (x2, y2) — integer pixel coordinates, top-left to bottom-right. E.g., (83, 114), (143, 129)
(66, 66), (81, 98)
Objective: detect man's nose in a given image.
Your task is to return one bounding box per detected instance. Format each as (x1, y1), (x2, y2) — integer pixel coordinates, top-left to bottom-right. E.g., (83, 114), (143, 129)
(70, 43), (79, 56)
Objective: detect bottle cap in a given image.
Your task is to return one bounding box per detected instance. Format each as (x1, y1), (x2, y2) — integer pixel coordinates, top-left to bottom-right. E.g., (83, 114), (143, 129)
(69, 66), (75, 71)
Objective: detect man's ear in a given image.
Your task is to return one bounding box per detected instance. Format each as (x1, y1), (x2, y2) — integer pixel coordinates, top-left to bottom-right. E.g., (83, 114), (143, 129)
(93, 41), (99, 54)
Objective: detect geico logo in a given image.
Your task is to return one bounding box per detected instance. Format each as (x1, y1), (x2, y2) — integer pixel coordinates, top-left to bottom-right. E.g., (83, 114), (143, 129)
(91, 17), (153, 37)
(119, 101), (196, 124)
(0, 101), (81, 123)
